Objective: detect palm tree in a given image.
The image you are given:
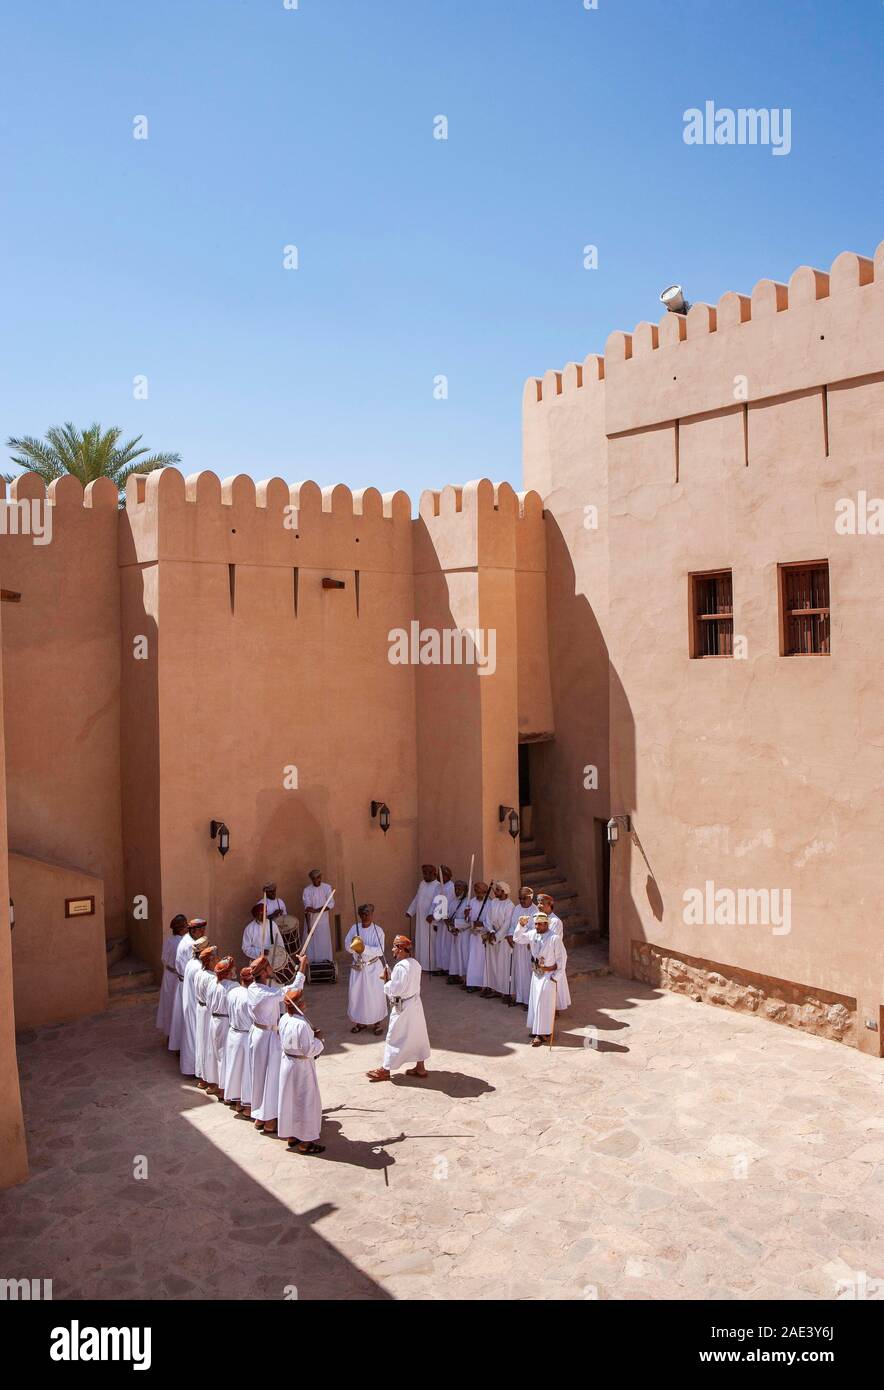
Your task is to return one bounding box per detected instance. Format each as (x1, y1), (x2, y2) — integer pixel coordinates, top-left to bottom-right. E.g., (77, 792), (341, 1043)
(4, 422), (181, 498)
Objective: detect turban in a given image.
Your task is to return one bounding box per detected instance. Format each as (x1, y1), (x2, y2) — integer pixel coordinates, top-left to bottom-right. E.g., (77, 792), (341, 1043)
(214, 956), (235, 977)
(251, 902), (265, 917)
(240, 965), (254, 984)
(199, 945), (217, 963)
(191, 936), (209, 955)
(283, 988), (303, 1011)
(188, 917), (207, 929)
(308, 868), (321, 878)
(421, 863), (437, 872)
(534, 912), (549, 926)
(440, 864), (452, 876)
(250, 954), (269, 975)
(357, 902), (375, 915)
(496, 881), (511, 897)
(393, 934), (413, 953)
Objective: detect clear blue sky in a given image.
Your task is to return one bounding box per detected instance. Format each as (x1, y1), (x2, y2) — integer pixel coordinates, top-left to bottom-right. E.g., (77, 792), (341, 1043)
(2, 0), (881, 499)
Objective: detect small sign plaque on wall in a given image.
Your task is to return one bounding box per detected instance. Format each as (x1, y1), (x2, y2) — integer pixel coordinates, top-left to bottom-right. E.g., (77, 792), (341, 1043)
(65, 896), (95, 918)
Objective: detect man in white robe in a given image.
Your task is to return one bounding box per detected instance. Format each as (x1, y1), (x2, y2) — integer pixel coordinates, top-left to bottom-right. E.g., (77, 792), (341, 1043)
(247, 952), (306, 1133)
(195, 944), (218, 1089)
(485, 882), (515, 999)
(512, 912), (569, 1045)
(170, 917), (206, 1057)
(511, 888), (537, 1007)
(463, 882), (491, 991)
(536, 893), (564, 939)
(277, 981), (324, 1155)
(302, 870), (335, 963)
(405, 864), (443, 973)
(207, 956), (237, 1099)
(367, 936), (430, 1081)
(261, 881), (287, 922)
(179, 931), (208, 1078)
(242, 902), (288, 962)
(224, 964), (255, 1115)
(445, 879), (470, 983)
(344, 905), (387, 1033)
(534, 895), (570, 1009)
(156, 914), (188, 1036)
(434, 866), (455, 975)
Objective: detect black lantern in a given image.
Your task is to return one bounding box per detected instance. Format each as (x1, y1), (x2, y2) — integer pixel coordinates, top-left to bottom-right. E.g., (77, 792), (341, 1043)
(498, 805), (520, 840)
(210, 820), (231, 857)
(371, 801), (391, 834)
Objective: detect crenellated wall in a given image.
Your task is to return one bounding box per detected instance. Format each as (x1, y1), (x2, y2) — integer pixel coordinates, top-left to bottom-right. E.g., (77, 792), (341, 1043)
(524, 241), (884, 1051)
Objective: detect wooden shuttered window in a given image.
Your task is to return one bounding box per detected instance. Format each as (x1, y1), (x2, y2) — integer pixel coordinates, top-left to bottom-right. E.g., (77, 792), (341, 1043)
(691, 570), (733, 658)
(781, 562), (830, 655)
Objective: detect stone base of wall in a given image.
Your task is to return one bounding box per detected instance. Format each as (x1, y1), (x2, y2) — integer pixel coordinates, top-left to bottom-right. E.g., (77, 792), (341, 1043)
(631, 942), (857, 1046)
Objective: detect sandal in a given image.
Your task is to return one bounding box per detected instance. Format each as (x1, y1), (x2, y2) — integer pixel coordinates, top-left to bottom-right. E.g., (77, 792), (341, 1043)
(367, 1068), (391, 1082)
(288, 1140), (325, 1155)
(350, 1024), (363, 1033)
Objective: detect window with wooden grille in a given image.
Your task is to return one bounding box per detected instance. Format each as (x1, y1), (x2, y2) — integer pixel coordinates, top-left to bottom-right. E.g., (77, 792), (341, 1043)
(780, 561), (830, 655)
(690, 570), (733, 657)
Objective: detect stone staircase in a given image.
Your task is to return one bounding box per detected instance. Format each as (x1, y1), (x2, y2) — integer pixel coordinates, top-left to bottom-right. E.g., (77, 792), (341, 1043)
(519, 838), (610, 979)
(106, 934), (159, 1009)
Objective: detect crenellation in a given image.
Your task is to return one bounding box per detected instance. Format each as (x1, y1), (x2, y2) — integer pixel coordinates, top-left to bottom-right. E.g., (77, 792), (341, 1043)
(525, 243), (881, 398)
(788, 265), (829, 305)
(750, 278), (788, 317)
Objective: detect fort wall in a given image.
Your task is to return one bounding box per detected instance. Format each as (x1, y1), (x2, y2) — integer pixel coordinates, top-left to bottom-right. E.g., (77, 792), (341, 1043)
(524, 242), (884, 1051)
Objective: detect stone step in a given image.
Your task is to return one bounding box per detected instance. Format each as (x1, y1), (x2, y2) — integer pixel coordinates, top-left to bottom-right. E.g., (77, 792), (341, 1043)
(519, 851), (552, 868)
(108, 984), (160, 1010)
(105, 935), (129, 968)
(519, 841), (543, 857)
(522, 869), (568, 889)
(566, 942), (611, 979)
(108, 954), (156, 996)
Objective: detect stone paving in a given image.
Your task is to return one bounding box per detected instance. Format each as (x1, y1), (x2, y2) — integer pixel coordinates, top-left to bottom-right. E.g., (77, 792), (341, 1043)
(3, 970), (884, 1301)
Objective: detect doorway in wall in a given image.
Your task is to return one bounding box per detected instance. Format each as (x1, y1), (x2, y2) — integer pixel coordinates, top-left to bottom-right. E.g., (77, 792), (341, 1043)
(594, 818), (610, 940)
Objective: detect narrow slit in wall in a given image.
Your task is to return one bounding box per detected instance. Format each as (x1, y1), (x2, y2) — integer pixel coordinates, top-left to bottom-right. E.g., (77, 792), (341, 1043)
(743, 403), (749, 466)
(822, 385), (829, 457)
(674, 419), (680, 483)
(293, 567), (299, 617)
(228, 563), (236, 614)
(355, 569), (360, 617)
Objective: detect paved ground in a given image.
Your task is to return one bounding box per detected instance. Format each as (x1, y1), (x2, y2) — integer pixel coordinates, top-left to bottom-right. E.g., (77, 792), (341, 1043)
(4, 970), (884, 1301)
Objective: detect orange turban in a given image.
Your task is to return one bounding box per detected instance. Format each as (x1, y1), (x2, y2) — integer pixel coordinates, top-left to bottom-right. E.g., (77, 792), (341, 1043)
(214, 956), (235, 977)
(250, 954), (269, 976)
(199, 945), (217, 964)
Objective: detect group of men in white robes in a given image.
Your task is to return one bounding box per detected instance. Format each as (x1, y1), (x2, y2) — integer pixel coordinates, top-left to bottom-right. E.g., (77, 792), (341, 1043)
(240, 872), (336, 967)
(404, 868), (570, 1044)
(157, 926), (328, 1154)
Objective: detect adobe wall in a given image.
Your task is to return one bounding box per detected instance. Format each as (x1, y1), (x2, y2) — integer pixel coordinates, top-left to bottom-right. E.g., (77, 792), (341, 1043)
(10, 851), (107, 1029)
(119, 469), (420, 969)
(0, 608), (28, 1188)
(522, 357), (611, 924)
(525, 242), (884, 1053)
(414, 480), (550, 891)
(0, 475), (124, 940)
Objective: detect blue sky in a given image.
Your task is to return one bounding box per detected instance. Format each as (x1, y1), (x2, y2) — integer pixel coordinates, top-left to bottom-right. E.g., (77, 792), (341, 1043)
(2, 0), (881, 499)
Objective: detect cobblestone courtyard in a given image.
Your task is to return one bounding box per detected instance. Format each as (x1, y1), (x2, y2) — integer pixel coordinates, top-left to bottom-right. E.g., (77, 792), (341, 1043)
(3, 971), (883, 1301)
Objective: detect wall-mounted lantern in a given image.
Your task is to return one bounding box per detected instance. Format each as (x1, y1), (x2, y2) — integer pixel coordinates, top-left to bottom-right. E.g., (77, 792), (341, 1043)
(370, 801), (391, 834)
(498, 804), (520, 840)
(606, 814), (632, 846)
(210, 820), (231, 857)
